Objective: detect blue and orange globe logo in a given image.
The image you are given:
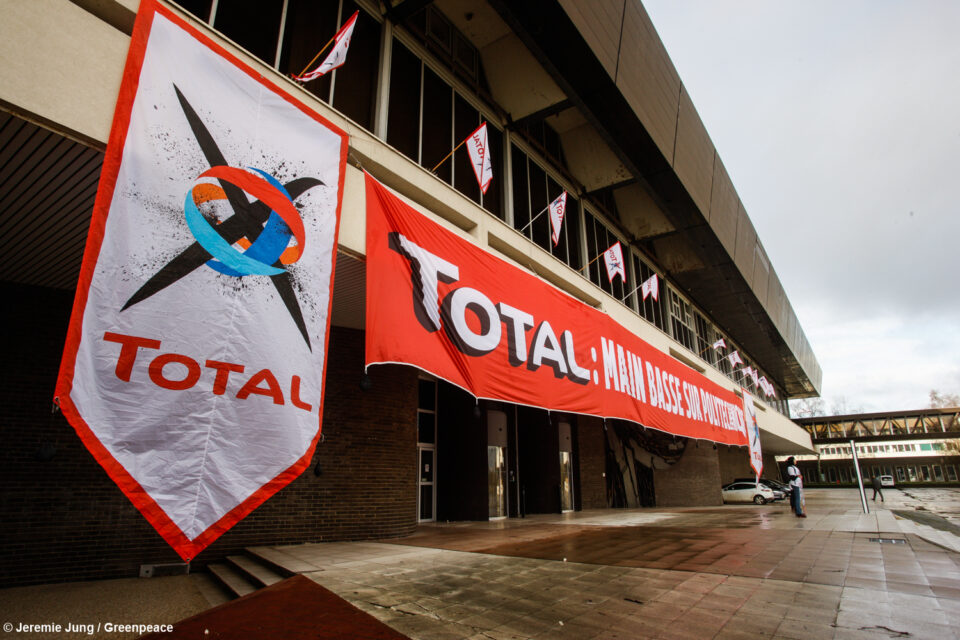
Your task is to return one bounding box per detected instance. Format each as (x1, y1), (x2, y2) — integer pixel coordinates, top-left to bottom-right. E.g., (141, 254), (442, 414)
(184, 166), (305, 277)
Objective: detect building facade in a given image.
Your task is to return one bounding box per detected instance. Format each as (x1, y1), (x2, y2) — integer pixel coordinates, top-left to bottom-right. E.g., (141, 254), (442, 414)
(0, 0), (819, 586)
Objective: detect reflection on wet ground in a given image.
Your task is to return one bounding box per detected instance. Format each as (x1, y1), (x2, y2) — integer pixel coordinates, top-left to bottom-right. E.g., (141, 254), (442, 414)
(269, 488), (960, 638)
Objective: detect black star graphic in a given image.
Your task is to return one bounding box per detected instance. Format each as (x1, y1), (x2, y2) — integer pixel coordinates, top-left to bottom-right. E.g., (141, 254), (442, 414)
(122, 84), (323, 350)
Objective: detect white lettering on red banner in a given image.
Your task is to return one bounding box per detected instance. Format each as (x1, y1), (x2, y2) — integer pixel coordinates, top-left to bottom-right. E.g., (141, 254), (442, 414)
(365, 174), (748, 445)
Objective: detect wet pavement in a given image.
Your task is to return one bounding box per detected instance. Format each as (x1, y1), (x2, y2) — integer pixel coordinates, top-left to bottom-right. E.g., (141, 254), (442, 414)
(266, 488), (960, 639)
(2, 488), (959, 639)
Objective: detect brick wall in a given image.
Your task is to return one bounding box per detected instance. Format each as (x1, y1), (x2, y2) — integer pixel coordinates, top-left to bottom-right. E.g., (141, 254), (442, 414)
(653, 440), (722, 507)
(0, 283), (418, 587)
(576, 416), (607, 509)
(718, 445), (785, 484)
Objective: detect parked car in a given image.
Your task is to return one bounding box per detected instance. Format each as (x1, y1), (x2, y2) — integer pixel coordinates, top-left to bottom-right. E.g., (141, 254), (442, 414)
(879, 475), (895, 487)
(734, 477), (791, 499)
(721, 481), (778, 505)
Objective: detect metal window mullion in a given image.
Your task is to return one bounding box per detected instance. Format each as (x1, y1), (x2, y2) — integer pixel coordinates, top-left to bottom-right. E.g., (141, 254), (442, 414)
(273, 0), (290, 69)
(417, 61), (424, 165)
(328, 0), (344, 106)
(449, 87), (455, 187)
(373, 19), (393, 140)
(503, 132), (515, 226)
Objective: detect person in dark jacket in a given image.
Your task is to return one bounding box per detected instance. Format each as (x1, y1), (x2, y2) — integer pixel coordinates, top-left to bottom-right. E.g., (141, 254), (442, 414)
(871, 475), (884, 502)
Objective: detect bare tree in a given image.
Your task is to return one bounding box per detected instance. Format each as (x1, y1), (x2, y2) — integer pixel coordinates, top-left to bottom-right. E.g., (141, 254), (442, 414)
(829, 396), (863, 416)
(790, 397), (825, 418)
(929, 389), (960, 408)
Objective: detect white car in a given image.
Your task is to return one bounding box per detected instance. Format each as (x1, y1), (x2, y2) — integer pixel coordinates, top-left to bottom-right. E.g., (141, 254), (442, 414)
(879, 475), (895, 487)
(721, 481), (777, 505)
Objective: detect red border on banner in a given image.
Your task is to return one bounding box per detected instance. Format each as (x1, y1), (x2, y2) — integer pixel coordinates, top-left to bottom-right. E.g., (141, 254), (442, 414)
(54, 0), (348, 561)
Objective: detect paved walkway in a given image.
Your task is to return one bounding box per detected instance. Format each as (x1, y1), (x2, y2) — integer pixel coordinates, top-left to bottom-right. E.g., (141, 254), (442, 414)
(2, 489), (959, 639)
(264, 489), (960, 639)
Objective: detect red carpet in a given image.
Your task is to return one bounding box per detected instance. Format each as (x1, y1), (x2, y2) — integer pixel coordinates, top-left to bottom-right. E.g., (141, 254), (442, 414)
(139, 575), (410, 640)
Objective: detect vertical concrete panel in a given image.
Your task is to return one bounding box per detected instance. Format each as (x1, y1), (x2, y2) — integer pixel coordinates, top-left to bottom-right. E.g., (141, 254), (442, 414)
(752, 242), (770, 307)
(614, 0), (681, 161)
(765, 273), (788, 335)
(672, 86), (714, 217)
(708, 158), (738, 257)
(733, 202), (757, 289)
(653, 442), (722, 507)
(557, 0), (625, 79)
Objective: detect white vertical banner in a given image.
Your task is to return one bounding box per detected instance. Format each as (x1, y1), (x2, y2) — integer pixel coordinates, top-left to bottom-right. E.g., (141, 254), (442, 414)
(55, 0), (348, 560)
(742, 390), (764, 477)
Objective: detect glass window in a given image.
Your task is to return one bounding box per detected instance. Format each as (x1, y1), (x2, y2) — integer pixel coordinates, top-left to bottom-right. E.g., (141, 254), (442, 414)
(693, 312), (714, 365)
(417, 378), (436, 444)
(331, 2), (382, 130)
(386, 37), (503, 215)
(946, 465), (958, 482)
(921, 466), (931, 481)
(172, 0), (212, 21)
(583, 209), (631, 300)
(417, 412), (435, 444)
(214, 0), (285, 66)
(280, 1), (383, 131)
(511, 145), (581, 268)
(630, 253), (666, 331)
(933, 465), (944, 482)
(387, 39), (421, 161)
(668, 289), (696, 352)
(418, 378), (436, 411)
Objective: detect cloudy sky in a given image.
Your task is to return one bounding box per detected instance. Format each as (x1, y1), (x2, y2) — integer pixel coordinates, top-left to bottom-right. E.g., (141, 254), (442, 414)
(643, 0), (960, 414)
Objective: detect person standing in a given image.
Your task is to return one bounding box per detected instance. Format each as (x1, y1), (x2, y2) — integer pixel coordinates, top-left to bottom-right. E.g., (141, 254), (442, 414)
(871, 474), (885, 502)
(785, 457), (806, 518)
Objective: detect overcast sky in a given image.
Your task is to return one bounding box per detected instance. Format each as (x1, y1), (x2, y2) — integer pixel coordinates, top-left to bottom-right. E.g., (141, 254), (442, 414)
(643, 1), (960, 414)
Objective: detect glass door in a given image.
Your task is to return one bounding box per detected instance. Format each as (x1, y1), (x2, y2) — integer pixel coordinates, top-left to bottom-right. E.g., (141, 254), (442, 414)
(418, 446), (435, 521)
(559, 450), (573, 512)
(488, 445), (506, 519)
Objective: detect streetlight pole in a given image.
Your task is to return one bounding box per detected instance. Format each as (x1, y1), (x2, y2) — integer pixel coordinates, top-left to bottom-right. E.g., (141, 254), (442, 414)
(850, 439), (869, 514)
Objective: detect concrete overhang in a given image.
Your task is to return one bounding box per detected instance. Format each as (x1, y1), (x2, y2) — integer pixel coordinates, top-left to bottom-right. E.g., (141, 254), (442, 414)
(488, 0), (821, 397)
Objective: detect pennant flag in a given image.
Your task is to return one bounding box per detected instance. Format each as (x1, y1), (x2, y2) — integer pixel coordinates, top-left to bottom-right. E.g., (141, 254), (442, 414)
(727, 351), (743, 368)
(294, 10), (359, 81)
(640, 273), (659, 301)
(742, 390), (764, 476)
(712, 338), (727, 351)
(464, 122), (493, 194)
(549, 191), (567, 246)
(759, 376), (771, 397)
(603, 241), (626, 283)
(54, 0), (347, 561)
(750, 368), (760, 386)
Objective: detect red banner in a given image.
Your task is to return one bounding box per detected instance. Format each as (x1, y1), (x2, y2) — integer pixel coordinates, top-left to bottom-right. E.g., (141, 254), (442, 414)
(365, 174), (748, 446)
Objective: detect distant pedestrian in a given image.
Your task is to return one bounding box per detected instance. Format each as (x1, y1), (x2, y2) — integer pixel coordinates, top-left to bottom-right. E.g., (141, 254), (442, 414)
(871, 475), (884, 502)
(785, 457), (806, 518)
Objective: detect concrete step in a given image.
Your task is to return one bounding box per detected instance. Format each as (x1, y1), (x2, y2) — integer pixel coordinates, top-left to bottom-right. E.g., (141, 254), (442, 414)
(208, 562), (258, 599)
(245, 546), (323, 575)
(226, 554), (285, 588)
